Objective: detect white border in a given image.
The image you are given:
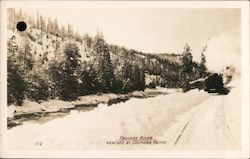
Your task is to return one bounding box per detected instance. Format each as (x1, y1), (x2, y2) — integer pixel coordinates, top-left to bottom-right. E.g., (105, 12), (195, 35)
(0, 1), (249, 158)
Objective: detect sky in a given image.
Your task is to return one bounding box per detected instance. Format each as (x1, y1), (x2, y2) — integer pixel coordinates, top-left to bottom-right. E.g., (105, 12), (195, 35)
(21, 8), (241, 71)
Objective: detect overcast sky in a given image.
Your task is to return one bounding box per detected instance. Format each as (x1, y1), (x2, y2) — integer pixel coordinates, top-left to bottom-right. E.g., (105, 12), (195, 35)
(21, 8), (241, 71)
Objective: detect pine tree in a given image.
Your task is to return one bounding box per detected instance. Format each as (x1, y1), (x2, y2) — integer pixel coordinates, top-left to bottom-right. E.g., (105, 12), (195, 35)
(36, 12), (40, 29)
(199, 43), (208, 78)
(25, 71), (51, 102)
(78, 62), (99, 95)
(138, 62), (146, 91)
(53, 19), (59, 35)
(83, 34), (93, 49)
(50, 42), (81, 100)
(60, 26), (66, 38)
(63, 43), (81, 100)
(92, 32), (115, 92)
(28, 15), (33, 29)
(7, 36), (25, 105)
(121, 61), (133, 92)
(200, 53), (207, 77)
(133, 64), (141, 90)
(19, 34), (34, 71)
(40, 15), (46, 32)
(67, 24), (73, 39)
(180, 43), (193, 91)
(7, 58), (26, 105)
(47, 17), (52, 33)
(48, 59), (63, 99)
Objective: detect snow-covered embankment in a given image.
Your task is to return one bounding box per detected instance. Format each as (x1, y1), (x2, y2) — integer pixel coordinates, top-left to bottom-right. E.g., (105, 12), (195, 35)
(8, 89), (210, 150)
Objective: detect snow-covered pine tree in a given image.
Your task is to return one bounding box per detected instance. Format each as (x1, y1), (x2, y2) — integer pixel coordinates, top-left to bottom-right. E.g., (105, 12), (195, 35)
(83, 34), (93, 49)
(180, 43), (193, 92)
(121, 61), (133, 92)
(199, 43), (208, 78)
(60, 42), (81, 100)
(138, 61), (146, 91)
(17, 33), (34, 72)
(7, 36), (26, 105)
(77, 61), (100, 95)
(92, 32), (115, 92)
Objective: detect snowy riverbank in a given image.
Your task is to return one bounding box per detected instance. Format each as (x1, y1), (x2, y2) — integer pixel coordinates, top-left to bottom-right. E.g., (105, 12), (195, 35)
(7, 87), (181, 128)
(7, 87), (209, 150)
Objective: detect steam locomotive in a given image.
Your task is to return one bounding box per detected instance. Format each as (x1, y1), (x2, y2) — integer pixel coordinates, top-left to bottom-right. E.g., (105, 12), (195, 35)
(189, 73), (229, 95)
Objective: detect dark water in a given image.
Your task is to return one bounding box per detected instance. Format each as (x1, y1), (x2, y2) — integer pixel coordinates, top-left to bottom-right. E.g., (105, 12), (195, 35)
(7, 91), (168, 129)
(7, 105), (97, 129)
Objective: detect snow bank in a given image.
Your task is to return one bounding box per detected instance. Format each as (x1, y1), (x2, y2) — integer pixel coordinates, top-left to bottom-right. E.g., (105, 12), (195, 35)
(145, 87), (182, 94)
(131, 91), (146, 97)
(76, 93), (118, 105)
(145, 74), (160, 85)
(8, 93), (120, 118)
(8, 100), (73, 118)
(8, 89), (210, 150)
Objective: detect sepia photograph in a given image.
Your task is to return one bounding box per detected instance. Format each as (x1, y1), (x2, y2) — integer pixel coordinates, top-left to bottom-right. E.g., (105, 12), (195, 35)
(0, 1), (249, 158)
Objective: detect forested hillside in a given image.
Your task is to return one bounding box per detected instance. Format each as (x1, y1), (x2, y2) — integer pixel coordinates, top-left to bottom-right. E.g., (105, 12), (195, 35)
(7, 9), (208, 105)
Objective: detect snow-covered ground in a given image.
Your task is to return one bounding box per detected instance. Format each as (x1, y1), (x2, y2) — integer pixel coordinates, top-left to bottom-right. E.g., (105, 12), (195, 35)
(8, 88), (178, 119)
(159, 79), (241, 150)
(7, 79), (241, 150)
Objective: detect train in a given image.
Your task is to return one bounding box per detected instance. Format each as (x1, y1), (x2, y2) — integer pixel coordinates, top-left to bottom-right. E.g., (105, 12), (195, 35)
(189, 73), (229, 95)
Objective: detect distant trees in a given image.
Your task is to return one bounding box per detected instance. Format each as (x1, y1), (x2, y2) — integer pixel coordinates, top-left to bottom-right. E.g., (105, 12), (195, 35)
(108, 45), (146, 93)
(67, 24), (74, 39)
(7, 9), (147, 105)
(7, 9), (77, 40)
(7, 8), (212, 106)
(83, 34), (93, 49)
(118, 62), (145, 93)
(46, 18), (59, 35)
(60, 26), (67, 38)
(7, 34), (52, 104)
(7, 8), (16, 32)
